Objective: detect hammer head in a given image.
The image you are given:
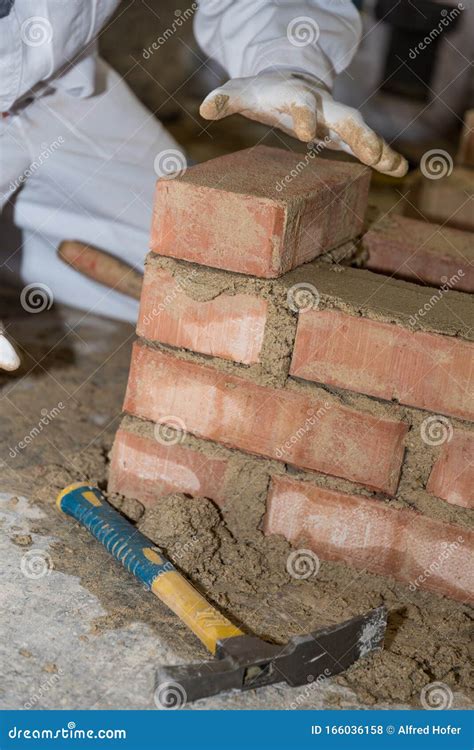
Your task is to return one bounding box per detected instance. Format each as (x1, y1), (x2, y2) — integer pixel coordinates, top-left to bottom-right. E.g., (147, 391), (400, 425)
(155, 606), (387, 706)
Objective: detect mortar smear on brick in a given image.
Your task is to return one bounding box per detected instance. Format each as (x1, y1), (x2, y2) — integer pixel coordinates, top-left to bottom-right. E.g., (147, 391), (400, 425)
(116, 415), (282, 541)
(143, 254), (298, 387)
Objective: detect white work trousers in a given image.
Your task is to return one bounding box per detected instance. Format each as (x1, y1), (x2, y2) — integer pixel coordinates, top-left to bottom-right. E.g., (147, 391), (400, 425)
(1, 59), (183, 322)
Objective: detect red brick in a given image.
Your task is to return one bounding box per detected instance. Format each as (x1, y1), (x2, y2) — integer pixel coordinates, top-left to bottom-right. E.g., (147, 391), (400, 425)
(124, 342), (407, 494)
(151, 146), (370, 278)
(109, 428), (228, 507)
(427, 430), (474, 509)
(137, 266), (267, 365)
(264, 476), (473, 602)
(416, 168), (474, 232)
(291, 309), (474, 421)
(362, 215), (474, 292)
(457, 110), (474, 168)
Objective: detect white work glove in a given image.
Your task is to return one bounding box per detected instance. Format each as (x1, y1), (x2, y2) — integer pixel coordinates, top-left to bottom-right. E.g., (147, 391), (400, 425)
(200, 71), (408, 178)
(0, 324), (20, 372)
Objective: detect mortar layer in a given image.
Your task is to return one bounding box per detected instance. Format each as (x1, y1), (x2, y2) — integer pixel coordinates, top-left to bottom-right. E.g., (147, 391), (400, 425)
(146, 253), (474, 340)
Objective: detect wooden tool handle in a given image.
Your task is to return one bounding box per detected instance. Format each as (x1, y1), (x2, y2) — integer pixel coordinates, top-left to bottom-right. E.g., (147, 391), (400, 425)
(58, 241), (143, 300)
(57, 483), (243, 653)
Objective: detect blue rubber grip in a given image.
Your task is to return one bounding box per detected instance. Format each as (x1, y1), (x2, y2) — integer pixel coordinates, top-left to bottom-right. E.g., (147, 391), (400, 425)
(57, 484), (176, 590)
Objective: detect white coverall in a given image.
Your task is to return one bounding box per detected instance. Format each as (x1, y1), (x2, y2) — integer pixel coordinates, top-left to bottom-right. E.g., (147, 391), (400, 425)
(0, 0), (363, 322)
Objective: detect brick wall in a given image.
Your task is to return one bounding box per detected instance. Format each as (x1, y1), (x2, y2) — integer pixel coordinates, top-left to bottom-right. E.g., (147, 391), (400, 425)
(109, 145), (474, 604)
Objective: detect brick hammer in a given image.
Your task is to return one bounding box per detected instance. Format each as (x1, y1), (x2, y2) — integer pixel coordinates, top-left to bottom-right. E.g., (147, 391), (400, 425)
(57, 483), (387, 706)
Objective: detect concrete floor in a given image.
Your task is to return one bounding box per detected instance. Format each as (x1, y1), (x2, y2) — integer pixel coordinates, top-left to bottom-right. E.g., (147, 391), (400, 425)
(1, 492), (376, 710)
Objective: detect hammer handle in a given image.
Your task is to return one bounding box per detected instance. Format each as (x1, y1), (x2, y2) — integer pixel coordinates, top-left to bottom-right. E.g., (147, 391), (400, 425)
(58, 241), (143, 300)
(57, 483), (243, 654)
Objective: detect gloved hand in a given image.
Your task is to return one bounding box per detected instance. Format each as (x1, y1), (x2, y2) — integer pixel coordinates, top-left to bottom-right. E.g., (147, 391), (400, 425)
(200, 71), (408, 178)
(0, 323), (20, 372)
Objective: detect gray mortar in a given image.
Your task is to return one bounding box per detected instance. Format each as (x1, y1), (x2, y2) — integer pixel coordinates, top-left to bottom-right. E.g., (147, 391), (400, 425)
(287, 264), (473, 340)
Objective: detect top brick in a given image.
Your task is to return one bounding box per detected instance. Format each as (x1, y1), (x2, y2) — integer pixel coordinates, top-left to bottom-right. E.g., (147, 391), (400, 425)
(151, 146), (370, 278)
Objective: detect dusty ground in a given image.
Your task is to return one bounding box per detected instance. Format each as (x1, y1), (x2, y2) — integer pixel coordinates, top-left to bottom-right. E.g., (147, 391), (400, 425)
(0, 301), (472, 710)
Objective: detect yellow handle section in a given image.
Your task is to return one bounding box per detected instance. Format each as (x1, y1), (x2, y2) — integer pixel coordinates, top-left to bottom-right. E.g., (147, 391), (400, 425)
(57, 482), (244, 655)
(152, 571), (243, 654)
